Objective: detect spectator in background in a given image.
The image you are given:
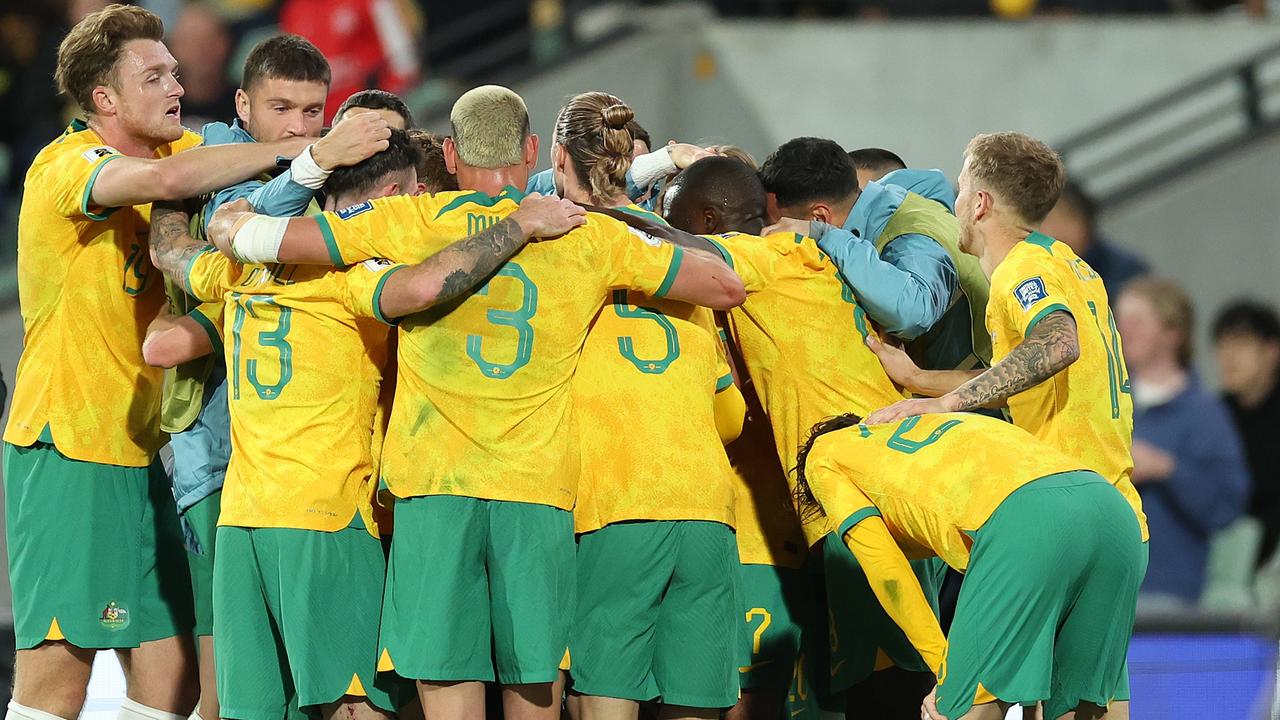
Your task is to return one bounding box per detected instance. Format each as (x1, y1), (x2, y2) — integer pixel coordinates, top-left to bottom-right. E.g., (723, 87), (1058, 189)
(167, 3), (234, 130)
(1214, 300), (1280, 568)
(1039, 178), (1149, 292)
(0, 7), (68, 214)
(1116, 277), (1250, 606)
(280, 0), (422, 122)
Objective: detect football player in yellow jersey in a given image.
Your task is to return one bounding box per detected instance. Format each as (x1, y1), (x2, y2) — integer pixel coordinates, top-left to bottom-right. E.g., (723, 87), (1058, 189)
(792, 411), (1146, 720)
(863, 132), (1147, 719)
(0, 8), (390, 720)
(660, 156), (944, 719)
(539, 92), (746, 720)
(204, 85), (744, 720)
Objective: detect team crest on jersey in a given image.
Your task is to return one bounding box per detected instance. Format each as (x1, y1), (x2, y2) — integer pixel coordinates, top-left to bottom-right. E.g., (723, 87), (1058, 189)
(625, 226), (662, 247)
(81, 146), (117, 163)
(99, 601), (130, 631)
(337, 201), (374, 220)
(1014, 277), (1048, 311)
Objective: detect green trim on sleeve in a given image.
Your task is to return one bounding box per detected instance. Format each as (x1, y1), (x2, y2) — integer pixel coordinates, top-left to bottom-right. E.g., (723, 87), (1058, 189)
(1024, 302), (1072, 337)
(182, 246), (219, 298)
(703, 235), (734, 268)
(188, 308), (223, 354)
(81, 154), (124, 221)
(837, 507), (883, 538)
(315, 215), (346, 266)
(372, 265), (410, 325)
(715, 373), (734, 393)
(654, 245), (685, 298)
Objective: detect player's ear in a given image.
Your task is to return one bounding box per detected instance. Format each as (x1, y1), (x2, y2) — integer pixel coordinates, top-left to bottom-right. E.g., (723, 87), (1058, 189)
(552, 143), (566, 171)
(415, 182), (427, 196)
(810, 203), (832, 224)
(974, 189), (992, 222)
(91, 84), (116, 116)
(443, 137), (459, 174)
(525, 134), (540, 168)
(702, 207), (720, 235)
(234, 88), (251, 125)
(765, 193), (783, 225)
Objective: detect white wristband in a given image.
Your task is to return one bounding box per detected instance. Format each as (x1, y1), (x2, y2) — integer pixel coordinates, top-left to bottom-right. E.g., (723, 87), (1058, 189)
(629, 146), (678, 188)
(230, 215), (290, 264)
(289, 145), (331, 190)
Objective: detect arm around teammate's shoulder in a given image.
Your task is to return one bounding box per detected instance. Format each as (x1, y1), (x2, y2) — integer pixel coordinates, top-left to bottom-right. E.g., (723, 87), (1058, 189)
(90, 136), (315, 209)
(660, 246), (746, 311)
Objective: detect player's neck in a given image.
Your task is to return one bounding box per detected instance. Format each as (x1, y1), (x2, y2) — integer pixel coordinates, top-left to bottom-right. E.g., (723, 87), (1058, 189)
(458, 167), (526, 197)
(86, 115), (163, 158)
(981, 225), (1029, 276)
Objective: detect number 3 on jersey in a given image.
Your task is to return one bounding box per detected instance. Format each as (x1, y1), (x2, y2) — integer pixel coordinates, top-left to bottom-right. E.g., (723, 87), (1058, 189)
(230, 293), (293, 401)
(467, 263), (537, 379)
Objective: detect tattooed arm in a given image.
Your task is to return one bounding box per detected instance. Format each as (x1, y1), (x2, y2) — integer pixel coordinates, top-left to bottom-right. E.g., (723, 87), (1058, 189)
(149, 200), (213, 290)
(864, 311), (1080, 424)
(375, 196), (587, 320)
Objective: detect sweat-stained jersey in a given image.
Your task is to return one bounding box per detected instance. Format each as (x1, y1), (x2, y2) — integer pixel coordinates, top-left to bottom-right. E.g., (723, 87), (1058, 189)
(314, 187), (686, 510)
(706, 231), (908, 544)
(5, 121), (203, 465)
(184, 249), (399, 535)
(987, 233), (1147, 539)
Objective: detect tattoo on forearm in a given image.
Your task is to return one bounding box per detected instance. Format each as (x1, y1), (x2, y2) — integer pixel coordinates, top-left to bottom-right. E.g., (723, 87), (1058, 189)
(149, 202), (207, 280)
(952, 311), (1080, 411)
(434, 217), (525, 302)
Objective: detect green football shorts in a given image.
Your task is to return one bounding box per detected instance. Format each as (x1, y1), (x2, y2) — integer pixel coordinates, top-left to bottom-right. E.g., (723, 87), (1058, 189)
(213, 523), (397, 719)
(736, 563), (806, 691)
(184, 490), (221, 638)
(378, 495), (575, 685)
(570, 520), (742, 708)
(936, 472), (1146, 720)
(3, 441), (193, 649)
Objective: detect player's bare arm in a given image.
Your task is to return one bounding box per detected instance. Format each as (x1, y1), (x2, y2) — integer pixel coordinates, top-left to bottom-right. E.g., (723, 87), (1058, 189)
(865, 335), (982, 397)
(377, 195), (586, 318)
(142, 306), (213, 369)
(865, 310), (1080, 424)
(590, 204), (725, 256)
(149, 201), (215, 289)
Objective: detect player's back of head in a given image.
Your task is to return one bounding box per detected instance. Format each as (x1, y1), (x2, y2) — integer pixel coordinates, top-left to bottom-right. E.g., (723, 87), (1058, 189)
(241, 34), (331, 91)
(450, 85), (531, 169)
(336, 89), (413, 129)
(963, 132), (1065, 225)
(554, 91), (635, 204)
(407, 128), (457, 194)
(56, 4), (166, 115)
(663, 155), (766, 235)
(848, 147), (906, 185)
(759, 137), (860, 211)
(324, 128), (419, 207)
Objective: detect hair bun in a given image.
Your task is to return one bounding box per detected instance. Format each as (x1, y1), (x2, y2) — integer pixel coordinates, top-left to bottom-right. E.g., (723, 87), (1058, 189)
(600, 104), (634, 131)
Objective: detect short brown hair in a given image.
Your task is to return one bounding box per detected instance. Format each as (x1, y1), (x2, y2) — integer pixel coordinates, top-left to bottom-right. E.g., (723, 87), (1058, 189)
(56, 4), (165, 114)
(554, 91), (634, 204)
(1124, 276), (1196, 368)
(241, 34), (330, 91)
(407, 129), (458, 194)
(964, 132), (1065, 224)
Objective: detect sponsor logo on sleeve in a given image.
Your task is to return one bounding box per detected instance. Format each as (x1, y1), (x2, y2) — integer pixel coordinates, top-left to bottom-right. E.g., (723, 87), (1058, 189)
(1014, 277), (1048, 311)
(626, 225), (662, 247)
(81, 146), (118, 163)
(337, 201), (374, 220)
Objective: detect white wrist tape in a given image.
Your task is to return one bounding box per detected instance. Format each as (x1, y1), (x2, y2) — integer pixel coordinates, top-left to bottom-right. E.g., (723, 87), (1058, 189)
(629, 146), (677, 188)
(289, 145), (331, 190)
(230, 215), (290, 264)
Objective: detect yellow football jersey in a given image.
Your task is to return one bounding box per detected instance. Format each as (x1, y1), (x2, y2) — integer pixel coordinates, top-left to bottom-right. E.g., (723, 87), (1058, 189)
(185, 249), (399, 535)
(727, 387), (807, 568)
(987, 233), (1147, 539)
(709, 231), (908, 545)
(573, 206), (736, 532)
(316, 187), (684, 510)
(4, 121), (203, 465)
(805, 413), (1089, 572)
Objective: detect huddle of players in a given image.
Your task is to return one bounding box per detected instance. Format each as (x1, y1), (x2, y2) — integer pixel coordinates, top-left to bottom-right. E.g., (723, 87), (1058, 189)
(0, 4), (1150, 720)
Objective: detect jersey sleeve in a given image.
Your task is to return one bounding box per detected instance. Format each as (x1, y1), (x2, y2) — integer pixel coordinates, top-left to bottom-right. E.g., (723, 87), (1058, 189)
(314, 194), (430, 266)
(184, 248), (246, 303)
(842, 517), (948, 676)
(996, 257), (1074, 339)
(341, 258), (411, 325)
(44, 140), (126, 220)
(188, 300), (226, 353)
(806, 450), (880, 538)
(589, 218), (684, 298)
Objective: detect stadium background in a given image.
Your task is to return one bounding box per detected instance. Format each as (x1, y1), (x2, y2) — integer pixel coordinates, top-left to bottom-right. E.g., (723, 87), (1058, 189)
(1, 0), (1278, 715)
